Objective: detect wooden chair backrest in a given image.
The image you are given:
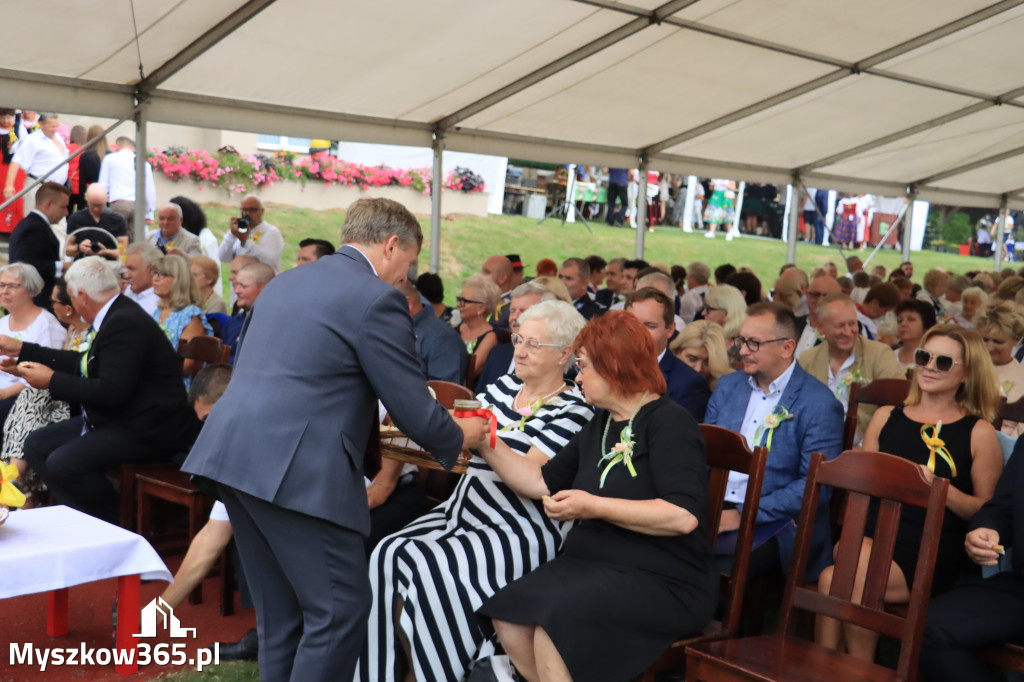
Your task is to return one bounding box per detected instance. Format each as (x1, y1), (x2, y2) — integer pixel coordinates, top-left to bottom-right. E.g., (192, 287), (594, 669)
(779, 450), (949, 682)
(427, 380), (474, 409)
(993, 394), (1023, 431)
(700, 424), (768, 637)
(843, 378), (911, 450)
(177, 336), (230, 379)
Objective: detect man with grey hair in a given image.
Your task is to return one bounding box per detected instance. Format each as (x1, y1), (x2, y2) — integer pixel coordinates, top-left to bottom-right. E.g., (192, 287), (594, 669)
(122, 243), (162, 314)
(66, 183), (128, 261)
(99, 136), (156, 235)
(3, 114), (68, 213)
(0, 256), (198, 524)
(678, 261), (711, 323)
(475, 280), (559, 392)
(147, 202), (202, 258)
(182, 197), (489, 681)
(218, 194), (284, 272)
(634, 268), (687, 330)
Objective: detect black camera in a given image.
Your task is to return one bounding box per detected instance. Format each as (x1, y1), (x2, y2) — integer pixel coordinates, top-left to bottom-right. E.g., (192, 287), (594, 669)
(237, 216), (250, 232)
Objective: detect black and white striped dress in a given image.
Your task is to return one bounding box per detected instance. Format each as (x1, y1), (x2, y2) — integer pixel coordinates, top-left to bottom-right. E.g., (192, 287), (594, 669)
(357, 375), (594, 682)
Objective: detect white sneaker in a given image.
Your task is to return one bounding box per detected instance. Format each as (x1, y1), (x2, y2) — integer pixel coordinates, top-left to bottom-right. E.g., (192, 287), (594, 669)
(726, 231), (735, 241)
(682, 226), (693, 233)
(704, 232), (715, 238)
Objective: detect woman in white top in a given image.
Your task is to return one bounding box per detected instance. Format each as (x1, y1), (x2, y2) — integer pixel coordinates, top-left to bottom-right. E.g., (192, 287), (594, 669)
(974, 301), (1024, 437)
(0, 263), (65, 435)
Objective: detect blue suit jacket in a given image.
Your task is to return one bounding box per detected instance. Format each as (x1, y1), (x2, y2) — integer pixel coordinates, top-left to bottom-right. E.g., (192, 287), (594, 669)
(659, 351), (711, 422)
(704, 362), (844, 579)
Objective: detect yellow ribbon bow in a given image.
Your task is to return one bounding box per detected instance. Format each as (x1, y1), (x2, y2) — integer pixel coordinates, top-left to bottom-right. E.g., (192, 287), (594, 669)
(920, 421), (957, 478)
(0, 462), (26, 508)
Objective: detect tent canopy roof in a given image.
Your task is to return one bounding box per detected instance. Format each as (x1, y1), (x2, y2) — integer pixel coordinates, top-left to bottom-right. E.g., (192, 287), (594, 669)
(5, 0), (1024, 208)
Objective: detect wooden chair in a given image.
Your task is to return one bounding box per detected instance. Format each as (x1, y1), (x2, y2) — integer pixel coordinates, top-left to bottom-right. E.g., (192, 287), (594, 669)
(993, 394), (1024, 431)
(177, 336), (230, 379)
(843, 379), (911, 451)
(686, 449), (950, 682)
(639, 425), (768, 681)
(980, 642), (1024, 672)
(116, 461), (174, 530)
(420, 380), (474, 506)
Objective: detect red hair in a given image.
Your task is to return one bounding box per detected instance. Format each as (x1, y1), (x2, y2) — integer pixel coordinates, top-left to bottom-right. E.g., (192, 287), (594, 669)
(574, 311), (666, 396)
(536, 258), (558, 277)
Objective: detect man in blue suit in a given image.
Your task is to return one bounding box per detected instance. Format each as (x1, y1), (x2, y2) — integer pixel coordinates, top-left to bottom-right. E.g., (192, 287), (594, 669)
(705, 302), (843, 581)
(625, 287), (710, 421)
(182, 198), (489, 682)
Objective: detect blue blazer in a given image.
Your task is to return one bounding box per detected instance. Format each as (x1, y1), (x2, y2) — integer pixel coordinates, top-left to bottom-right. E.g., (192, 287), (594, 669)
(704, 362), (844, 579)
(659, 351), (711, 422)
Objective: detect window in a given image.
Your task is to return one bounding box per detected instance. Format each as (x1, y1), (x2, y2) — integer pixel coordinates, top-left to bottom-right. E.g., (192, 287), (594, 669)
(257, 135), (313, 152)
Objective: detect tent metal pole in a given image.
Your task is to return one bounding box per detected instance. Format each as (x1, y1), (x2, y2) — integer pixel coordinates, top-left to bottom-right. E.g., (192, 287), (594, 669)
(902, 191), (916, 264)
(636, 157), (648, 259)
(0, 117), (127, 215)
(133, 108), (148, 244)
(995, 196), (1009, 271)
(731, 181), (745, 237)
(681, 175), (697, 232)
(786, 183), (799, 264)
(429, 133), (444, 274)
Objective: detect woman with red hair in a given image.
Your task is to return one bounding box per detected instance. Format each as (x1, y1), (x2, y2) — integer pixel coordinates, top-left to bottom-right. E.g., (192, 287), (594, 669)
(535, 257), (558, 277)
(475, 311), (717, 682)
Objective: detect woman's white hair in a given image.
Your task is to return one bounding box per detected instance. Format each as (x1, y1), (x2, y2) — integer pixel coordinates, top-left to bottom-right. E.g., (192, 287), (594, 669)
(518, 300), (586, 371)
(65, 256), (120, 301)
(0, 262), (45, 296)
(705, 284), (748, 338)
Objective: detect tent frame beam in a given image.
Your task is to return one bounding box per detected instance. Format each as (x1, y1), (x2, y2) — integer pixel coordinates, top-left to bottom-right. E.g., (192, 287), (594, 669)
(434, 0), (700, 131)
(914, 143), (1024, 186)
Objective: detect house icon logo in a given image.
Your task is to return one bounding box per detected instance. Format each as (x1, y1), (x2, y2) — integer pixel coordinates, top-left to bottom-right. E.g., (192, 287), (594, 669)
(135, 597), (197, 639)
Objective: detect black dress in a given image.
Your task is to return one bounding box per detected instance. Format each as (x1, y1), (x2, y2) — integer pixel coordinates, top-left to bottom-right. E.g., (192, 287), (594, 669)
(478, 395), (717, 682)
(869, 405), (980, 594)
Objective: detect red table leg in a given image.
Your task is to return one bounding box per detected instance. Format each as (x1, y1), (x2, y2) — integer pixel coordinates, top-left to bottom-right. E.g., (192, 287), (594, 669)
(46, 588), (68, 636)
(116, 574), (140, 675)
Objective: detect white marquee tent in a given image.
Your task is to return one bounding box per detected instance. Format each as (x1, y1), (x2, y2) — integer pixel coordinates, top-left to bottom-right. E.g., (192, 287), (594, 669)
(4, 0), (1024, 268)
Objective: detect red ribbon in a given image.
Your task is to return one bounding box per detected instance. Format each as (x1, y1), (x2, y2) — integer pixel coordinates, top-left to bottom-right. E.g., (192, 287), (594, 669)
(454, 407), (498, 448)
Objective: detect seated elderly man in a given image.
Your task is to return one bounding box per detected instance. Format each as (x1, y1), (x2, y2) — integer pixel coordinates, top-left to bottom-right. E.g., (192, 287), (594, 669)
(396, 279), (467, 384)
(625, 287), (710, 421)
(65, 183), (128, 261)
(147, 203), (203, 259)
(481, 254), (515, 328)
(122, 243), (162, 315)
(223, 262), (276, 362)
(0, 257), (200, 524)
(798, 293), (904, 444)
(475, 280), (560, 392)
(704, 302), (844, 582)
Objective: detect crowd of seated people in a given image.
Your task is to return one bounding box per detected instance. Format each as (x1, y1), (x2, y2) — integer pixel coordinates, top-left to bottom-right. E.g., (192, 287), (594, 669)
(6, 181), (1024, 681)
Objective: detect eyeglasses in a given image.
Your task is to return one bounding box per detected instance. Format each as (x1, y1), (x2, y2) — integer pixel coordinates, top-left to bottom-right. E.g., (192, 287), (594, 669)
(240, 207), (263, 214)
(733, 335), (789, 352)
(914, 349), (962, 373)
(573, 356), (590, 371)
(456, 296), (483, 307)
(703, 304), (722, 313)
(511, 333), (564, 352)
(0, 282), (24, 291)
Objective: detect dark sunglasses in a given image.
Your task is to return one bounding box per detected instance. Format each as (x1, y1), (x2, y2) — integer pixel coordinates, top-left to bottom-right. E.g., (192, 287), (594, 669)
(914, 348), (962, 373)
(456, 296), (483, 306)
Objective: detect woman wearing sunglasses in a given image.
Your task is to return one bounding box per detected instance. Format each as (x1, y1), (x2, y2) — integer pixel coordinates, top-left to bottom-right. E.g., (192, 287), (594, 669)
(456, 274), (501, 385)
(816, 325), (1003, 662)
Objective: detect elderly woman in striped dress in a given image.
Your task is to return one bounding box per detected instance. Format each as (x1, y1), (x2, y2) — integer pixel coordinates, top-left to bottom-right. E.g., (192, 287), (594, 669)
(357, 301), (594, 682)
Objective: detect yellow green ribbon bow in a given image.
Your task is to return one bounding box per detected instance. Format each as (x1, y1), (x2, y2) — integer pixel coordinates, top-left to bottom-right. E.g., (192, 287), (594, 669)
(597, 391), (648, 488)
(0, 462), (26, 508)
(921, 421), (957, 477)
(75, 331), (96, 378)
(502, 396), (544, 432)
(754, 406), (795, 452)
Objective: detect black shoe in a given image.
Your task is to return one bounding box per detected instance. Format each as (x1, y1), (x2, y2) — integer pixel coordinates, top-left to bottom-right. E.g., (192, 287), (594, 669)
(212, 628), (258, 661)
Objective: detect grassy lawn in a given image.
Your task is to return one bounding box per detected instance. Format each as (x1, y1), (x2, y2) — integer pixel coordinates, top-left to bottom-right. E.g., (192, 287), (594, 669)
(200, 202), (997, 305)
(158, 661), (258, 681)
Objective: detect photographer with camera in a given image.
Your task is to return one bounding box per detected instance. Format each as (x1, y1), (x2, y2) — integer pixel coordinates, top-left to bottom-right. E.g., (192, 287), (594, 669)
(66, 184), (128, 261)
(146, 203), (203, 259)
(217, 195), (283, 273)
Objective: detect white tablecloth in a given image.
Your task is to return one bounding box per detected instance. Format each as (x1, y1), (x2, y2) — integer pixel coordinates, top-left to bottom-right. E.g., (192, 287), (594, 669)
(0, 506), (172, 599)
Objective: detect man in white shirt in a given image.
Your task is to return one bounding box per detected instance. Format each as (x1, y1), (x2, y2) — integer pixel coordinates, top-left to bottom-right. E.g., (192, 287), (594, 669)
(218, 195), (284, 273)
(3, 113), (68, 214)
(678, 261), (711, 323)
(794, 276), (842, 357)
(122, 243), (161, 315)
(146, 203), (203, 259)
(98, 137), (156, 238)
